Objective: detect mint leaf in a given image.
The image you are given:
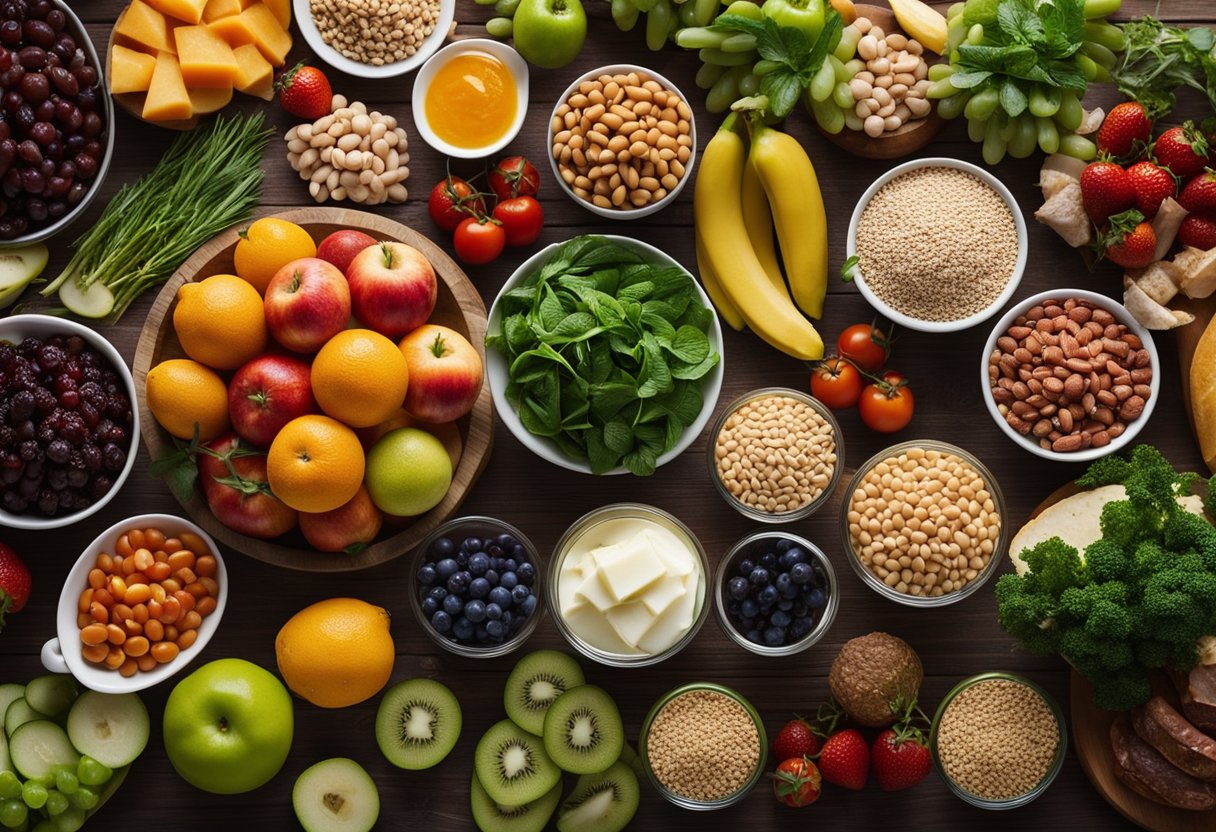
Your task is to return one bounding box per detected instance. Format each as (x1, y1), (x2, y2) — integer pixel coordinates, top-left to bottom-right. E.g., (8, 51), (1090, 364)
(763, 72), (804, 118)
(1000, 79), (1028, 116)
(665, 325), (710, 364)
(603, 420), (635, 455)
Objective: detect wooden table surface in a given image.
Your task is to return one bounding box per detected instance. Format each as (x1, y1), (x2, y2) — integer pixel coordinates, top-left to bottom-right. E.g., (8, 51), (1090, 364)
(3, 1), (1213, 829)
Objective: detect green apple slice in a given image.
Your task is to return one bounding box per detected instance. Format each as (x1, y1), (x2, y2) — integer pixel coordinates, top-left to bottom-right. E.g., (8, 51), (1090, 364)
(0, 243), (48, 309)
(66, 691), (149, 769)
(0, 686), (25, 733)
(58, 276), (115, 319)
(4, 698), (44, 738)
(292, 758), (380, 832)
(24, 676), (79, 719)
(0, 731), (10, 774)
(9, 720), (79, 780)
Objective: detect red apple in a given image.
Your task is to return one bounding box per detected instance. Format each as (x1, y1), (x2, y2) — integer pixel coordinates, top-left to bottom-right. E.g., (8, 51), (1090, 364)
(228, 354), (317, 449)
(263, 257), (351, 353)
(299, 485), (383, 553)
(346, 242), (437, 339)
(199, 433), (298, 538)
(317, 229), (377, 275)
(398, 324), (483, 423)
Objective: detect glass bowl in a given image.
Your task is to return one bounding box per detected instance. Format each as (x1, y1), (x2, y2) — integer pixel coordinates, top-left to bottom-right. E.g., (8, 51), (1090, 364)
(639, 682), (768, 810)
(706, 388), (844, 523)
(838, 439), (1008, 608)
(713, 529), (838, 656)
(547, 503), (709, 667)
(408, 516), (544, 658)
(929, 671), (1068, 809)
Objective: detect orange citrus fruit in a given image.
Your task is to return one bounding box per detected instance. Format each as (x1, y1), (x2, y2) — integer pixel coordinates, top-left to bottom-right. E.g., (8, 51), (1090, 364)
(145, 359), (230, 441)
(233, 217), (317, 294)
(275, 597), (394, 708)
(173, 274), (268, 370)
(311, 329), (409, 429)
(267, 414), (365, 513)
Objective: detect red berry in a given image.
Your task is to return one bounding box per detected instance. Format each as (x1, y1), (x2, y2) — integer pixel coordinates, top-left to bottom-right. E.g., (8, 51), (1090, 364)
(1154, 122), (1210, 179)
(1102, 210), (1157, 269)
(1080, 161), (1135, 224)
(277, 63), (333, 121)
(871, 727), (932, 791)
(773, 718), (822, 761)
(0, 541), (31, 631)
(773, 757), (822, 808)
(1178, 214), (1216, 250)
(1125, 161), (1176, 219)
(817, 729), (869, 790)
(1178, 171), (1216, 215)
(1096, 102), (1153, 159)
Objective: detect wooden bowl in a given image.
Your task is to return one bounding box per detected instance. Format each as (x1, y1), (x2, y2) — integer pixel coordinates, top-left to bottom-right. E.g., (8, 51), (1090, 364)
(132, 207), (494, 572)
(818, 3), (945, 160)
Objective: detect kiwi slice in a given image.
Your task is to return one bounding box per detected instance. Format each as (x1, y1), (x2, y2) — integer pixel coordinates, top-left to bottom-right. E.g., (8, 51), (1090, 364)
(474, 719), (561, 808)
(542, 685), (623, 775)
(618, 742), (646, 780)
(555, 760), (640, 832)
(470, 772), (561, 832)
(503, 650), (586, 736)
(375, 678), (462, 770)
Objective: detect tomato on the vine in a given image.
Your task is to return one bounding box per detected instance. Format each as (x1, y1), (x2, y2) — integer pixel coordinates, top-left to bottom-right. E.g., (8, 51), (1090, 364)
(837, 323), (891, 373)
(810, 356), (862, 409)
(453, 217), (506, 265)
(859, 371), (914, 433)
(493, 196), (544, 246)
(428, 176), (485, 232)
(488, 156), (540, 201)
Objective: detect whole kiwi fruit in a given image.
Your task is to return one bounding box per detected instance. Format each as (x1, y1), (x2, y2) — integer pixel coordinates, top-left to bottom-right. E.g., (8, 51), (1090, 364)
(828, 632), (923, 727)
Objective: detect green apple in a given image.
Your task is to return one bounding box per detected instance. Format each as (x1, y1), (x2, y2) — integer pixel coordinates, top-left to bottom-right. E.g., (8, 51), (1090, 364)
(512, 0), (587, 70)
(0, 243), (48, 309)
(365, 427), (452, 517)
(162, 658), (294, 794)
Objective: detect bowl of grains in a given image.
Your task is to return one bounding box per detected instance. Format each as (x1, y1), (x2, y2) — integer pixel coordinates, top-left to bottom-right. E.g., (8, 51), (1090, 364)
(547, 65), (696, 219)
(981, 289), (1159, 462)
(930, 672), (1067, 809)
(640, 682), (767, 810)
(707, 388), (842, 523)
(292, 0), (455, 78)
(846, 158), (1027, 332)
(840, 440), (1007, 607)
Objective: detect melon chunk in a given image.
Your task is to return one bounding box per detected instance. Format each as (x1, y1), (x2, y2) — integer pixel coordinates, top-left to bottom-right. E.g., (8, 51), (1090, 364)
(238, 3), (292, 67)
(109, 44), (158, 94)
(202, 0), (244, 22)
(143, 52), (193, 122)
(146, 0), (208, 25)
(174, 24), (238, 87)
(114, 0), (176, 54)
(232, 43), (273, 100)
(263, 0), (290, 27)
(188, 84), (233, 114)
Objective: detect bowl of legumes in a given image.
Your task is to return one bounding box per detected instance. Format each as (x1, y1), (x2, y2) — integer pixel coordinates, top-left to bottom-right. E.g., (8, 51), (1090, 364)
(845, 158), (1027, 332)
(291, 0), (456, 78)
(547, 65), (696, 219)
(929, 672), (1067, 809)
(981, 289), (1159, 462)
(840, 440), (1007, 607)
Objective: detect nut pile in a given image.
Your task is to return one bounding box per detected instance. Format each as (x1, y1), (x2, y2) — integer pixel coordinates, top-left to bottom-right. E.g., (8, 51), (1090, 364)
(285, 94), (409, 205)
(646, 688), (760, 802)
(988, 297), (1152, 453)
(309, 0), (440, 66)
(551, 70), (693, 211)
(847, 446), (1001, 598)
(846, 17), (931, 137)
(936, 678), (1060, 800)
(714, 394), (836, 516)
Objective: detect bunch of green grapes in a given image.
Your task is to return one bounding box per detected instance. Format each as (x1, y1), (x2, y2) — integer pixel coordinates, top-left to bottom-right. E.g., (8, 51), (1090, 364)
(802, 21), (865, 133)
(666, 0), (763, 112)
(0, 758), (114, 832)
(612, 0), (722, 51)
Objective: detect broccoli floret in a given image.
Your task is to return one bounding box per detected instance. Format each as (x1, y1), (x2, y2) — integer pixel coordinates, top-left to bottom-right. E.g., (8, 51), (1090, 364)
(1206, 473), (1216, 518)
(1083, 538), (1134, 583)
(1087, 670), (1153, 712)
(1100, 499), (1162, 549)
(1021, 537), (1085, 595)
(1165, 510), (1216, 570)
(1075, 454), (1133, 489)
(994, 573), (1058, 656)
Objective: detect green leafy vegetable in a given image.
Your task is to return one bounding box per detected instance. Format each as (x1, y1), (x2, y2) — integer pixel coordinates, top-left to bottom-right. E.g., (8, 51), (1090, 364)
(954, 0), (1088, 97)
(995, 445), (1216, 711)
(487, 236), (719, 476)
(1111, 16), (1216, 117)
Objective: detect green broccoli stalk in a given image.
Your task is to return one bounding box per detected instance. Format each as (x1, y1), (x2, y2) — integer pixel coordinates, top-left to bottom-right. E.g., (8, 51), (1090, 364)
(996, 444), (1216, 711)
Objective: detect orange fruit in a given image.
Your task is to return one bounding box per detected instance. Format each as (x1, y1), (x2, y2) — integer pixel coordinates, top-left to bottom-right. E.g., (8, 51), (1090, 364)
(233, 217), (317, 294)
(267, 414), (365, 513)
(311, 329), (409, 429)
(145, 359), (230, 441)
(173, 274), (268, 370)
(275, 597), (393, 708)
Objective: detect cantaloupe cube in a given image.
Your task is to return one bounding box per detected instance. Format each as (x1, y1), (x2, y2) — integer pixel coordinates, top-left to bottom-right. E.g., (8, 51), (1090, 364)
(239, 3), (291, 67)
(109, 44), (158, 94)
(188, 85), (233, 114)
(143, 52), (193, 122)
(174, 24), (238, 87)
(114, 0), (175, 55)
(207, 7), (254, 47)
(232, 43), (273, 100)
(146, 0), (208, 25)
(202, 0), (243, 22)
(263, 0), (290, 28)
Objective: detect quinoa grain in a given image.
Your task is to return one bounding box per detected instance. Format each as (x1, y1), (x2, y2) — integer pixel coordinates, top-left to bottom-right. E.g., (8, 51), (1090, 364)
(646, 689), (760, 801)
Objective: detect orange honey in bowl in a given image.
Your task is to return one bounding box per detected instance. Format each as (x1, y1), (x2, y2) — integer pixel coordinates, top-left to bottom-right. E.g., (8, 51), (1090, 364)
(424, 52), (517, 150)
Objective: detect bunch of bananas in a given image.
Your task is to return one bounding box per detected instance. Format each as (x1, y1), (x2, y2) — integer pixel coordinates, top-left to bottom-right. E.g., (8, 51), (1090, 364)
(694, 112), (826, 361)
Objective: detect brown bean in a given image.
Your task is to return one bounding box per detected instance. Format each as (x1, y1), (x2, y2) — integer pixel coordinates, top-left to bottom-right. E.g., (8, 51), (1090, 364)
(1119, 396), (1146, 421)
(1052, 434), (1084, 452)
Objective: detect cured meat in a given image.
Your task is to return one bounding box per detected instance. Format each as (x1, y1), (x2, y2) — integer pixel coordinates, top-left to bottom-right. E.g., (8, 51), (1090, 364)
(1131, 697), (1216, 782)
(1174, 665), (1216, 732)
(1110, 714), (1216, 810)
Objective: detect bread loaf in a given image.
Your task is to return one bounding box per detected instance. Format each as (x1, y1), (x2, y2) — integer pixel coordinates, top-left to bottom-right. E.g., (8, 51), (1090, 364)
(1192, 315), (1216, 473)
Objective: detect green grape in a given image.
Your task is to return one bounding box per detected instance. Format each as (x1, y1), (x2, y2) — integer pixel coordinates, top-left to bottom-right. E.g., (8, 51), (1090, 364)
(1008, 114), (1037, 158)
(64, 789), (96, 814)
(946, 15), (968, 53)
(0, 799), (28, 829)
(833, 81), (854, 109)
(612, 0), (641, 29)
(1036, 116), (1060, 154)
(828, 55), (850, 83)
(809, 61), (836, 102)
(753, 59), (782, 76)
(1083, 0), (1121, 20)
(48, 774), (72, 800)
(982, 120), (1008, 165)
(1076, 53), (1099, 82)
(963, 87), (999, 121)
(41, 793), (67, 819)
(646, 0), (674, 50)
(675, 26), (726, 48)
(844, 58), (864, 75)
(926, 78), (958, 99)
(927, 63), (954, 82)
(1055, 92), (1082, 131)
(75, 759), (110, 789)
(1083, 20), (1126, 51)
(52, 809), (83, 832)
(1083, 41), (1116, 70)
(936, 89), (971, 120)
(0, 773), (20, 801)
(1059, 133), (1097, 161)
(473, 0), (497, 6)
(808, 95), (845, 134)
(1028, 84), (1061, 117)
(998, 112), (1018, 141)
(33, 823), (54, 832)
(692, 0), (717, 26)
(844, 111), (863, 132)
(738, 71), (761, 97)
(967, 115), (988, 143)
(966, 22), (984, 44)
(946, 1), (965, 18)
(696, 61), (727, 89)
(720, 33), (756, 52)
(634, 0), (659, 12)
(485, 16), (513, 37)
(494, 0), (521, 15)
(699, 46), (756, 65)
(19, 784), (45, 812)
(706, 65), (744, 112)
(833, 25), (861, 62)
(679, 0), (699, 26)
(723, 0), (763, 19)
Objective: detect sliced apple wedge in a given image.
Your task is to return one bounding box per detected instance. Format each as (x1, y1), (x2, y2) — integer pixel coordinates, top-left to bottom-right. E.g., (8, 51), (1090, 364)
(0, 243), (49, 308)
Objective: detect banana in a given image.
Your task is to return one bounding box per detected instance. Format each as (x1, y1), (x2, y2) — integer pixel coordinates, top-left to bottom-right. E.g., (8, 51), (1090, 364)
(749, 122), (829, 319)
(694, 114), (824, 361)
(741, 158), (789, 297)
(694, 234), (745, 332)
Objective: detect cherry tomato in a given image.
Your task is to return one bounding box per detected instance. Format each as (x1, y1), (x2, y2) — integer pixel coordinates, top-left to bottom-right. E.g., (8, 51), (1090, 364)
(858, 371), (914, 433)
(488, 155), (540, 201)
(428, 176), (485, 232)
(492, 196), (544, 247)
(453, 217), (506, 265)
(810, 357), (862, 409)
(837, 323), (891, 372)
(773, 756), (822, 808)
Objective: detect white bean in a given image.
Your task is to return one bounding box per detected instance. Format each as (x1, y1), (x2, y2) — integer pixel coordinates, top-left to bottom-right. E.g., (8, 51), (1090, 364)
(884, 114), (902, 131)
(858, 35), (879, 60)
(872, 87), (892, 107)
(906, 96), (931, 116)
(850, 78), (873, 100)
(864, 115), (885, 137)
(854, 16), (872, 33)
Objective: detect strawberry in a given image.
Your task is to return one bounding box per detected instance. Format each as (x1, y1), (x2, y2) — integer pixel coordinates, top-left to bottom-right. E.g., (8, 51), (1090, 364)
(277, 63), (333, 120)
(1154, 122), (1210, 179)
(1080, 161), (1135, 223)
(773, 756), (822, 807)
(773, 717), (822, 761)
(1179, 214), (1216, 250)
(817, 729), (869, 790)
(1125, 161), (1176, 219)
(1096, 102), (1153, 159)
(1178, 170), (1216, 214)
(1101, 209), (1157, 269)
(871, 722), (931, 791)
(0, 542), (31, 632)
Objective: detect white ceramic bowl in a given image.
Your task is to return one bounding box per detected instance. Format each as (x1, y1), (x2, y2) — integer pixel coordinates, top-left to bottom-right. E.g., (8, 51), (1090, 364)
(980, 289), (1160, 462)
(547, 64), (697, 220)
(486, 236), (724, 475)
(411, 39), (528, 159)
(0, 315), (139, 529)
(845, 157), (1028, 332)
(292, 0), (455, 78)
(41, 514), (228, 693)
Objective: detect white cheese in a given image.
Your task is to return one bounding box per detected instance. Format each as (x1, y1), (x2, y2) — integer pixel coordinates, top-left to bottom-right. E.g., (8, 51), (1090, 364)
(592, 537), (667, 602)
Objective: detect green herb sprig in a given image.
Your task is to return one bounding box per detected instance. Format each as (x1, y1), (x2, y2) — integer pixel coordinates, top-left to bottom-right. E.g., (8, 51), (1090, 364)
(1112, 16), (1216, 117)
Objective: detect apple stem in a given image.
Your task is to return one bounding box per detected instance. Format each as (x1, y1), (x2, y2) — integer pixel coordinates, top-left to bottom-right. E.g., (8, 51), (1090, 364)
(380, 242), (395, 269)
(218, 717), (229, 732)
(248, 391), (269, 409)
(288, 269), (303, 293)
(429, 331), (448, 358)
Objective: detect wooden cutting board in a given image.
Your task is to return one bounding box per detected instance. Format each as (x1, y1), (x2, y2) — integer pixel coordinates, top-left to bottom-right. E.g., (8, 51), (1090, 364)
(1177, 295), (1216, 474)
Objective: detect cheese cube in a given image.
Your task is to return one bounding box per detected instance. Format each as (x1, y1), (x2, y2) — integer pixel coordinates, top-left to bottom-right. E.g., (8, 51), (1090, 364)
(143, 52), (193, 122)
(637, 573), (699, 654)
(188, 84), (233, 114)
(591, 538), (666, 603)
(642, 574), (687, 618)
(654, 533), (695, 577)
(174, 25), (239, 87)
(146, 0), (209, 24)
(234, 3), (291, 67)
(603, 601), (656, 649)
(202, 0), (244, 22)
(109, 44), (157, 94)
(114, 0), (176, 54)
(574, 570), (617, 613)
(263, 0), (290, 28)
(564, 604), (639, 655)
(232, 43), (273, 100)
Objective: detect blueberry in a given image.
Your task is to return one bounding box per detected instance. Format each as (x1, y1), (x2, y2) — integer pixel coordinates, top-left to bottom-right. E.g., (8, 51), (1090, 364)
(792, 601), (809, 617)
(464, 599), (487, 623)
(469, 577), (491, 599)
(757, 585), (779, 607)
(790, 562), (813, 584)
(487, 544), (504, 559)
(807, 588), (828, 609)
(727, 576), (749, 600)
(435, 558), (459, 580)
(497, 533), (516, 549)
(740, 599), (759, 619)
(468, 552), (490, 576)
(452, 617), (474, 641)
(484, 569), (499, 585)
(447, 572), (471, 594)
(421, 597), (439, 616)
(432, 537), (455, 557)
(746, 629), (763, 644)
(759, 552), (777, 569)
(737, 558), (755, 578)
(763, 626), (785, 646)
(491, 557), (505, 572)
(500, 610), (514, 631)
(486, 603), (502, 621)
(431, 610), (452, 633)
(443, 594), (464, 616)
(417, 564), (437, 586)
(455, 552), (469, 568)
(428, 586), (448, 601)
(486, 620), (505, 640)
(775, 572), (793, 593)
(726, 600), (741, 616)
(504, 559), (518, 573)
(476, 624), (489, 641)
(511, 585), (530, 605)
(779, 547), (806, 571)
(461, 537), (483, 554)
(749, 567), (770, 586)
(770, 610), (791, 627)
(518, 562), (535, 585)
(777, 598), (794, 612)
(489, 586), (513, 609)
(518, 595), (537, 617)
(790, 618), (811, 640)
(775, 538), (792, 553)
(500, 571), (518, 590)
